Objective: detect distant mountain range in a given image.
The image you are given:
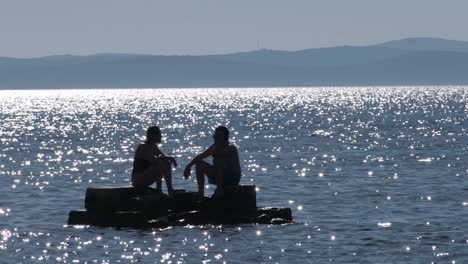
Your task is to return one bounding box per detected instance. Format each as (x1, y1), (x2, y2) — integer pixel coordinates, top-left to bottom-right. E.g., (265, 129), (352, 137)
(1, 37), (468, 89)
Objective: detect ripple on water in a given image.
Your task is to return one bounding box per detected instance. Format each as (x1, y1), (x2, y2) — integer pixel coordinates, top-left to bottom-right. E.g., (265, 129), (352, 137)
(0, 86), (467, 263)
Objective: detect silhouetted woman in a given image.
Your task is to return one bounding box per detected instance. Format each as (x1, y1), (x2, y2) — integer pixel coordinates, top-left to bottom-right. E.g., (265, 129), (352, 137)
(132, 126), (176, 196)
(184, 126), (241, 198)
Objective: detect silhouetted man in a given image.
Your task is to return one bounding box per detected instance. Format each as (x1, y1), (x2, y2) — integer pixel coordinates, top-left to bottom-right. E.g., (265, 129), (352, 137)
(184, 126), (241, 197)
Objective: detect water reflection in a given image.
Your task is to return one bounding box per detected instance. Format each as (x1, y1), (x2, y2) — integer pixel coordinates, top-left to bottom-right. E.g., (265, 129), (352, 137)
(0, 86), (466, 263)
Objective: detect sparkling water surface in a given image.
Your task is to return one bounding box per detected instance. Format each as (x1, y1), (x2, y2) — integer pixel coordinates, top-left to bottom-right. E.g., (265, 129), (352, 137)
(0, 87), (467, 263)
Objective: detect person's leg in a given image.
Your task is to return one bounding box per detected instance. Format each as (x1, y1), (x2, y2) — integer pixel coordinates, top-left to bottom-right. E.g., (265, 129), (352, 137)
(143, 163), (164, 192)
(161, 159), (174, 196)
(195, 160), (215, 197)
(222, 170), (241, 186)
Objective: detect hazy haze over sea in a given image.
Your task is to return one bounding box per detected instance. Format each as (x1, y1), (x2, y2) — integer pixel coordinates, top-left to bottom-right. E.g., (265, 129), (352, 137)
(0, 86), (467, 263)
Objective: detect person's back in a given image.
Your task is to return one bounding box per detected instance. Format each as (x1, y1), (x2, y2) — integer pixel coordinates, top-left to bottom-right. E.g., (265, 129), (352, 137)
(131, 143), (157, 185)
(212, 143), (241, 186)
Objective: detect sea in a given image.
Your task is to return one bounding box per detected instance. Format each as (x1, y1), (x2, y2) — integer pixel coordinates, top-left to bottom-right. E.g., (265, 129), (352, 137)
(0, 86), (467, 263)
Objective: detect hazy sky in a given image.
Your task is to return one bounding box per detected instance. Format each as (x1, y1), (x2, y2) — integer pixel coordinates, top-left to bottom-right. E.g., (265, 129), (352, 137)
(1, 0), (468, 57)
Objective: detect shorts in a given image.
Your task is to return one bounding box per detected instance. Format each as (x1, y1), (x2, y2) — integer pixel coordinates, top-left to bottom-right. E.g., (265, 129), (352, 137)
(208, 169), (241, 186)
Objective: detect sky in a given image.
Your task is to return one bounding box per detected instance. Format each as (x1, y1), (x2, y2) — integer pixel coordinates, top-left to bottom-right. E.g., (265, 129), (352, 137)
(1, 0), (468, 58)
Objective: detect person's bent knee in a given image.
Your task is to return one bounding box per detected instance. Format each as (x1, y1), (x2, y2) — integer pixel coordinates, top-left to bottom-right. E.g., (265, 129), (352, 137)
(195, 161), (205, 171)
(161, 159), (171, 168)
(197, 159), (210, 166)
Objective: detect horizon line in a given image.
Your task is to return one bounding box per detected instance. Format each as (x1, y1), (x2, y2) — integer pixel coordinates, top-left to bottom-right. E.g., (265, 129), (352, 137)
(1, 36), (465, 60)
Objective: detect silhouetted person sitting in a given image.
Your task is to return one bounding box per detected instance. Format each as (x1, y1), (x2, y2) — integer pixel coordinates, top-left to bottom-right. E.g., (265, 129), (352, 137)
(132, 126), (176, 196)
(184, 126), (241, 198)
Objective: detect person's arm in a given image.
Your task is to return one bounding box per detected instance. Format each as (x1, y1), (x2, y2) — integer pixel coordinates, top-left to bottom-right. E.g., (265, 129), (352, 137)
(231, 145), (241, 174)
(154, 146), (177, 167)
(188, 145), (214, 166)
(184, 145), (214, 178)
(153, 145), (163, 157)
(147, 145), (162, 164)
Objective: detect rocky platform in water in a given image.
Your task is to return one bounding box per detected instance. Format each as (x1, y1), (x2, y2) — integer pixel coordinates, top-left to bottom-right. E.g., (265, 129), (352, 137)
(68, 185), (293, 228)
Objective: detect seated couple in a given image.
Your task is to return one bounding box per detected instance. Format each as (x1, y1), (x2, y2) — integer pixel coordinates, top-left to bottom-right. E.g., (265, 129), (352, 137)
(131, 125), (241, 198)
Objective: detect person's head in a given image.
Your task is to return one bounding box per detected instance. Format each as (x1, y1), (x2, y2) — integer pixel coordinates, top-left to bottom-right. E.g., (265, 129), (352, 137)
(145, 126), (161, 144)
(213, 126), (229, 144)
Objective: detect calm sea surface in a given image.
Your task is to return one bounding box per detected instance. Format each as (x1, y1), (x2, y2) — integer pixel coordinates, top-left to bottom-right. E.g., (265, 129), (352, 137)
(0, 87), (467, 263)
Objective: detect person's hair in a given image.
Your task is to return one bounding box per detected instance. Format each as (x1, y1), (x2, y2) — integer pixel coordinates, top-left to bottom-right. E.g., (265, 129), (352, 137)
(215, 126), (229, 141)
(144, 126), (160, 143)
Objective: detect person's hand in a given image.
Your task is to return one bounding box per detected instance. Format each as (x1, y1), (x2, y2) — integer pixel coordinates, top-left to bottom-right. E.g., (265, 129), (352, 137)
(167, 156), (177, 168)
(183, 165), (191, 179)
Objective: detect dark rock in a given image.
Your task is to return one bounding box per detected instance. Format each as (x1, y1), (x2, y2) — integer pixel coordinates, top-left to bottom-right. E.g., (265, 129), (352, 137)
(171, 210), (209, 225)
(148, 216), (170, 228)
(257, 207), (293, 221)
(68, 209), (96, 226)
(85, 186), (163, 212)
(169, 192), (201, 213)
(68, 185), (293, 228)
(270, 218), (291, 225)
(223, 185), (257, 209)
(205, 209), (258, 225)
(257, 214), (272, 224)
(203, 185), (257, 211)
(112, 211), (150, 228)
(68, 210), (150, 228)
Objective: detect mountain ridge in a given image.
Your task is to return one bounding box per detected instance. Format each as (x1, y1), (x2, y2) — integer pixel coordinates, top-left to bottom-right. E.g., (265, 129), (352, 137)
(1, 37), (468, 89)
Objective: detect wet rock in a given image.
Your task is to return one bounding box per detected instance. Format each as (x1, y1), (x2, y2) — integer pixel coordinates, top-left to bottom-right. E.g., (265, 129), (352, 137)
(257, 214), (272, 224)
(148, 216), (170, 228)
(169, 191), (201, 213)
(257, 207), (292, 221)
(270, 218), (291, 225)
(171, 210), (209, 225)
(69, 185), (293, 228)
(206, 209), (258, 225)
(85, 186), (163, 212)
(68, 209), (96, 226)
(112, 211), (150, 228)
(68, 210), (150, 228)
(223, 185), (257, 209)
(203, 185), (257, 211)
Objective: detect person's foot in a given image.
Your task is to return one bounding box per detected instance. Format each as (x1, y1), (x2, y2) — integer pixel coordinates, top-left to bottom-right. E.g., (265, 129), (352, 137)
(212, 188), (224, 198)
(167, 188), (175, 198)
(155, 187), (163, 194)
(197, 190), (205, 199)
